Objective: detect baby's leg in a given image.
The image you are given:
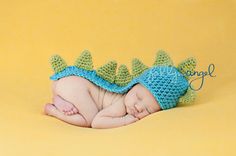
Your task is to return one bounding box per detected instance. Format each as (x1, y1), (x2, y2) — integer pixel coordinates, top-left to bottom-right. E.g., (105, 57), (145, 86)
(44, 103), (89, 127)
(53, 95), (79, 115)
(52, 80), (79, 115)
(48, 76), (99, 127)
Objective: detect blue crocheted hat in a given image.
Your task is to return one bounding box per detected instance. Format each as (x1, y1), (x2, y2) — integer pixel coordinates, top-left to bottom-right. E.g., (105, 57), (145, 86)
(49, 50), (197, 110)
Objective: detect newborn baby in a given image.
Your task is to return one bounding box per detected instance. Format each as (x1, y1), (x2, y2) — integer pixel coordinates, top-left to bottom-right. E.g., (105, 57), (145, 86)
(44, 76), (161, 129)
(44, 50), (196, 129)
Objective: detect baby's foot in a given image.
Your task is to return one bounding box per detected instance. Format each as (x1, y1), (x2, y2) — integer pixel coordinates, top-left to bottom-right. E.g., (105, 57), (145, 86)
(53, 95), (79, 115)
(44, 103), (58, 116)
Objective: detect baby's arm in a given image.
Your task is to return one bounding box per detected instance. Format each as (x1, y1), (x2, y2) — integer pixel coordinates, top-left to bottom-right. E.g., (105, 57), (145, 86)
(91, 101), (139, 129)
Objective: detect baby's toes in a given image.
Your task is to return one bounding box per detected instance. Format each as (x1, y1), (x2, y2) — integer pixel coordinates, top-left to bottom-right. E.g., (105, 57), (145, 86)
(68, 110), (74, 115)
(72, 107), (79, 114)
(64, 109), (74, 116)
(63, 110), (70, 115)
(70, 108), (78, 115)
(64, 111), (71, 115)
(63, 105), (72, 112)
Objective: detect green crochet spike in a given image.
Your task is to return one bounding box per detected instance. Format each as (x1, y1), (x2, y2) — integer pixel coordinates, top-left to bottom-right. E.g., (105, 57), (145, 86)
(74, 50), (93, 70)
(177, 57), (197, 80)
(152, 50), (174, 66)
(179, 87), (197, 104)
(96, 60), (117, 83)
(131, 58), (149, 78)
(115, 64), (133, 86)
(50, 54), (67, 74)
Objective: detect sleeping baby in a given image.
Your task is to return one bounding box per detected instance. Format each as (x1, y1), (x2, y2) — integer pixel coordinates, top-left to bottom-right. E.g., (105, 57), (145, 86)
(44, 76), (161, 128)
(44, 50), (197, 129)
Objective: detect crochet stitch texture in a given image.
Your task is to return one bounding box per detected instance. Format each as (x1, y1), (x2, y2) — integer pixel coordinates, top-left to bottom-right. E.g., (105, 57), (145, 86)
(49, 50), (197, 110)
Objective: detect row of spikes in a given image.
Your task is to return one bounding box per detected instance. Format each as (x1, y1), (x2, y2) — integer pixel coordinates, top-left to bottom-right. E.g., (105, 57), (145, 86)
(50, 49), (196, 86)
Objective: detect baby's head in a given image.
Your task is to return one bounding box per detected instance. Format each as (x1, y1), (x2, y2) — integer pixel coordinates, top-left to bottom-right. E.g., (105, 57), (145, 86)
(124, 83), (162, 119)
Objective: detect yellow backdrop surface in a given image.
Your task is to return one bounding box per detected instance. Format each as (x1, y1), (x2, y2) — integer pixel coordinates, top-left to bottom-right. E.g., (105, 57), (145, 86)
(0, 0), (235, 156)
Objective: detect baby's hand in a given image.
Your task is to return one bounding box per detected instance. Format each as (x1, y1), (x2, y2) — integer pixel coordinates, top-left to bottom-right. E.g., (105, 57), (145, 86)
(124, 114), (139, 125)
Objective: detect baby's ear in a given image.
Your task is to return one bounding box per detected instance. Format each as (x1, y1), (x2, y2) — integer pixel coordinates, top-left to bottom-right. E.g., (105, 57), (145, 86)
(50, 54), (67, 74)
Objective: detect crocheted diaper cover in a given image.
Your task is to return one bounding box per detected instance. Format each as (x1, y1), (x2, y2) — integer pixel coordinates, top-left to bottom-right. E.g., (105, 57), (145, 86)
(49, 50), (197, 110)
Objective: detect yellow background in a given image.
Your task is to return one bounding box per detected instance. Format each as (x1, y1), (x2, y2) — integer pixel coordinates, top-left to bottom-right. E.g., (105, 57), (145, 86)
(0, 0), (235, 155)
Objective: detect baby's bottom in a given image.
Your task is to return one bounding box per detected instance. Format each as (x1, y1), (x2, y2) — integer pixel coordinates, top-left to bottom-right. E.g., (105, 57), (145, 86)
(44, 76), (99, 128)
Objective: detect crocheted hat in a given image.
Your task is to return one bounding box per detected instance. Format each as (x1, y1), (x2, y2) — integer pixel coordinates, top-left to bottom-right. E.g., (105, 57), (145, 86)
(49, 50), (197, 110)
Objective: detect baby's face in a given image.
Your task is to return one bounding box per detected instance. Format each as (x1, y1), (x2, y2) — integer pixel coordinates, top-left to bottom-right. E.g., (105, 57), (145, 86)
(124, 83), (162, 119)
